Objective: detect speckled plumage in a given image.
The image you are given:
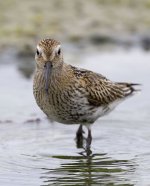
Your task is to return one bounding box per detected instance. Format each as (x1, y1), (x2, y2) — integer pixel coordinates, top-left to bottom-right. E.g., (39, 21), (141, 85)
(33, 38), (139, 149)
(34, 38), (139, 124)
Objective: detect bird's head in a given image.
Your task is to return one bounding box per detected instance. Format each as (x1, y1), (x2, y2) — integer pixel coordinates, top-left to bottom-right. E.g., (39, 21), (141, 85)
(35, 38), (63, 93)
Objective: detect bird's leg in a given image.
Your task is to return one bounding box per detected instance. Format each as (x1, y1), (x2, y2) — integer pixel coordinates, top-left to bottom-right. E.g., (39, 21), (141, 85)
(76, 124), (84, 148)
(76, 125), (84, 139)
(86, 126), (92, 155)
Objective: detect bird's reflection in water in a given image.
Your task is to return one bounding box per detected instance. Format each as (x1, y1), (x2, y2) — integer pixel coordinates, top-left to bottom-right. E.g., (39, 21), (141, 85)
(41, 152), (136, 186)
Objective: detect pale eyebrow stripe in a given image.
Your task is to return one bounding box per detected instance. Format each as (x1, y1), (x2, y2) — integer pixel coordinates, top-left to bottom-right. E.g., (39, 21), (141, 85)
(55, 45), (61, 53)
(37, 45), (43, 53)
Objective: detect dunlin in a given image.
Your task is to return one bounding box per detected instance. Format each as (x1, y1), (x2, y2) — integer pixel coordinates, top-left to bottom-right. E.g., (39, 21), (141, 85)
(33, 38), (140, 150)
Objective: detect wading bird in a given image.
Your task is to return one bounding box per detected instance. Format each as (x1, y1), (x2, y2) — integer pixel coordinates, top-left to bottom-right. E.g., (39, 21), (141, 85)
(33, 38), (139, 152)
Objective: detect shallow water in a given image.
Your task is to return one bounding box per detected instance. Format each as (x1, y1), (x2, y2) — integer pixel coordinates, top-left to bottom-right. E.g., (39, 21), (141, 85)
(0, 48), (150, 186)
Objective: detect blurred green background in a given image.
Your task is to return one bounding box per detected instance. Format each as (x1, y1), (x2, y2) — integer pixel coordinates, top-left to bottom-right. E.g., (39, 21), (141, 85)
(1, 0), (150, 51)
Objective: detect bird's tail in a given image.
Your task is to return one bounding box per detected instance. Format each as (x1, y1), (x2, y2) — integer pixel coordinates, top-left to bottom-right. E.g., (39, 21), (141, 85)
(117, 82), (141, 97)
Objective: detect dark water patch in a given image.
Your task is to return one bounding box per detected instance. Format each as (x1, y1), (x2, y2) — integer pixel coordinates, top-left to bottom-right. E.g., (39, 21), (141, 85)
(0, 120), (13, 124)
(16, 55), (35, 79)
(24, 118), (41, 124)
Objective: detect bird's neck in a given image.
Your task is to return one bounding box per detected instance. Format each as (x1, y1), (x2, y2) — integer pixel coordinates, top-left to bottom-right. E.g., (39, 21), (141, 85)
(50, 63), (73, 85)
(49, 67), (62, 88)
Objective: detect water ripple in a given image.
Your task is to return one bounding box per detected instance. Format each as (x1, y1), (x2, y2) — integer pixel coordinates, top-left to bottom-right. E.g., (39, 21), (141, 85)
(40, 153), (136, 186)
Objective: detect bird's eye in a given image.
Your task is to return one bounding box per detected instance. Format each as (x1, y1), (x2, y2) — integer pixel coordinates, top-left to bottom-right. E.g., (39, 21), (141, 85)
(36, 49), (40, 56)
(57, 48), (61, 55)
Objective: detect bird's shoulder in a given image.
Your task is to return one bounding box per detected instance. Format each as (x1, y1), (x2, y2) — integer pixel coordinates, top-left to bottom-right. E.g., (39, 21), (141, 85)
(69, 65), (107, 81)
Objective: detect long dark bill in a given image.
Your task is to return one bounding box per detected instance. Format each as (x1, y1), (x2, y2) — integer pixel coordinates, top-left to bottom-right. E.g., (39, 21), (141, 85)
(44, 61), (52, 94)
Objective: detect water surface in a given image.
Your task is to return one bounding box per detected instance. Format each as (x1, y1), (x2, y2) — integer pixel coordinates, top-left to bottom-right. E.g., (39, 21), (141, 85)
(0, 48), (149, 186)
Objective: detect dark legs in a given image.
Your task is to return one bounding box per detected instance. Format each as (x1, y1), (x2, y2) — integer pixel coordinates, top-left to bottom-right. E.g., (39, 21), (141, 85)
(76, 124), (84, 148)
(86, 127), (92, 156)
(86, 127), (92, 149)
(76, 124), (92, 155)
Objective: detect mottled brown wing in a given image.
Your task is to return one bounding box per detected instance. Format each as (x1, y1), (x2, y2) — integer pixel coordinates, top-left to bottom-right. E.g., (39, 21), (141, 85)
(82, 71), (129, 106)
(71, 65), (139, 107)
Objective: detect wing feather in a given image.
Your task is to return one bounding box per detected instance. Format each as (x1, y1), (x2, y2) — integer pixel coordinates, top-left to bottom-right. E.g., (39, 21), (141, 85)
(79, 70), (138, 106)
(71, 65), (140, 107)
